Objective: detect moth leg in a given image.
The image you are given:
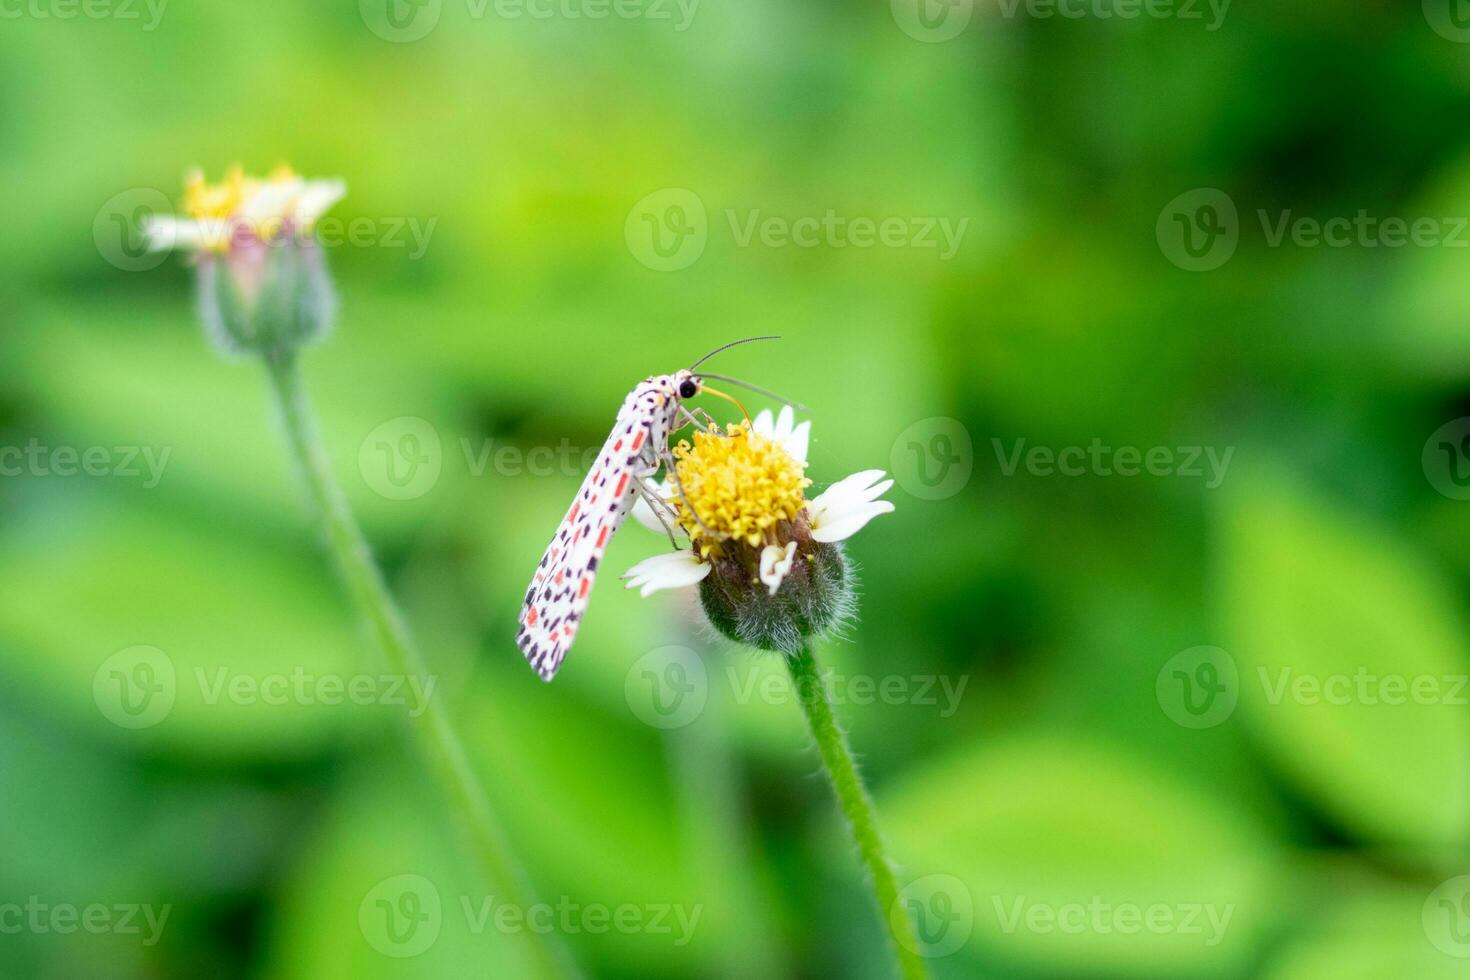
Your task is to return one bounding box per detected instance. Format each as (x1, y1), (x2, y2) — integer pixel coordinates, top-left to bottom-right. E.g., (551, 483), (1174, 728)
(660, 446), (726, 541)
(691, 407), (722, 432)
(634, 479), (682, 550)
(676, 406), (712, 434)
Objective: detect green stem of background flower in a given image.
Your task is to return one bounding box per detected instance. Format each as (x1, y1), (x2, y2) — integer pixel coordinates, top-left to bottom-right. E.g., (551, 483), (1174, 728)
(786, 644), (928, 980)
(263, 351), (571, 980)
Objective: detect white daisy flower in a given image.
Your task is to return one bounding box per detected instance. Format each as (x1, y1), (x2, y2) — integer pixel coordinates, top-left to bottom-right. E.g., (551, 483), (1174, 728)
(143, 165), (346, 254)
(619, 412), (893, 650)
(145, 165), (344, 357)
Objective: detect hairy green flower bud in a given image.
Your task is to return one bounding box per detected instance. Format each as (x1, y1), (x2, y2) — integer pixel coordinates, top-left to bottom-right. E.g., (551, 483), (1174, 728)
(696, 513), (855, 655)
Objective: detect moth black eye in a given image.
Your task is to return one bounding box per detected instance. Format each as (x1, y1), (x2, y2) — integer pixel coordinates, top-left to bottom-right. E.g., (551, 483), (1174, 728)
(678, 379), (698, 399)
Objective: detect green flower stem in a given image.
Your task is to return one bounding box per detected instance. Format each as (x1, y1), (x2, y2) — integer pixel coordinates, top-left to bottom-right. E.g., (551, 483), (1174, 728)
(263, 352), (571, 980)
(786, 644), (928, 980)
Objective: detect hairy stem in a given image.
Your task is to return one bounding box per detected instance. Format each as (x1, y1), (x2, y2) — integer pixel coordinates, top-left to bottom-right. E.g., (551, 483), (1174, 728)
(263, 351), (571, 979)
(786, 644), (928, 980)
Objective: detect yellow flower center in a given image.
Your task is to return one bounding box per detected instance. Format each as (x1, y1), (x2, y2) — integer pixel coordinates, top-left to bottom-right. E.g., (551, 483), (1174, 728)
(672, 422), (811, 556)
(182, 166), (254, 221)
(181, 164), (299, 222)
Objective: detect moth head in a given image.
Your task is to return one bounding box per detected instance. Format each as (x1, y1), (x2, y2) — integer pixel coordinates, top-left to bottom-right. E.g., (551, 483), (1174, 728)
(674, 370), (701, 401)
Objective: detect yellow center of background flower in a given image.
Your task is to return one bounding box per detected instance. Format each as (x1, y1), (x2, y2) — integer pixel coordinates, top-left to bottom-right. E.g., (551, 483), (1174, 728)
(182, 164), (299, 221)
(183, 166), (252, 221)
(672, 421), (811, 556)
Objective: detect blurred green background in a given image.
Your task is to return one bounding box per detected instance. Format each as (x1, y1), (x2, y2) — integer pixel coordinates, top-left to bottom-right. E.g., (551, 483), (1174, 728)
(5, 1), (1470, 977)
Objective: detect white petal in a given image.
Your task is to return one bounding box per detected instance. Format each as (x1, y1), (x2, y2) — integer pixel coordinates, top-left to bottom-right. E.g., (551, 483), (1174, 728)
(294, 178), (347, 227)
(773, 405), (795, 441)
(142, 215), (230, 252)
(622, 550), (710, 597)
(758, 541), (798, 595)
(787, 420), (811, 464)
(808, 469), (895, 541)
(141, 214), (190, 251)
(810, 501), (895, 543)
(752, 409), (776, 438)
(241, 176), (304, 227)
(630, 480), (676, 535)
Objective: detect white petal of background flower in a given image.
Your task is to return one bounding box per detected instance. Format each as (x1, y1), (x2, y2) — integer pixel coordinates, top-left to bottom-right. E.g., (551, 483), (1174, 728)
(295, 179), (347, 227)
(622, 550), (710, 597)
(759, 541), (797, 595)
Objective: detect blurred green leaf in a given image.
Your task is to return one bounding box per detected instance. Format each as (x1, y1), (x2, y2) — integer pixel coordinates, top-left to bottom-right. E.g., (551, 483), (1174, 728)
(881, 733), (1279, 977)
(1219, 464), (1470, 854)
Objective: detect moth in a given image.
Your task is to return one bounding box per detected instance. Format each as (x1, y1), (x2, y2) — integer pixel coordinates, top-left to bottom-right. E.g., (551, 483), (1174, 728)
(516, 338), (784, 681)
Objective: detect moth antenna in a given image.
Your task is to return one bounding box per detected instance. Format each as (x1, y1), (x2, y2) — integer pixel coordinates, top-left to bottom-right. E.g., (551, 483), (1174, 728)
(699, 385), (751, 423)
(689, 335), (781, 370)
(698, 373), (808, 413)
